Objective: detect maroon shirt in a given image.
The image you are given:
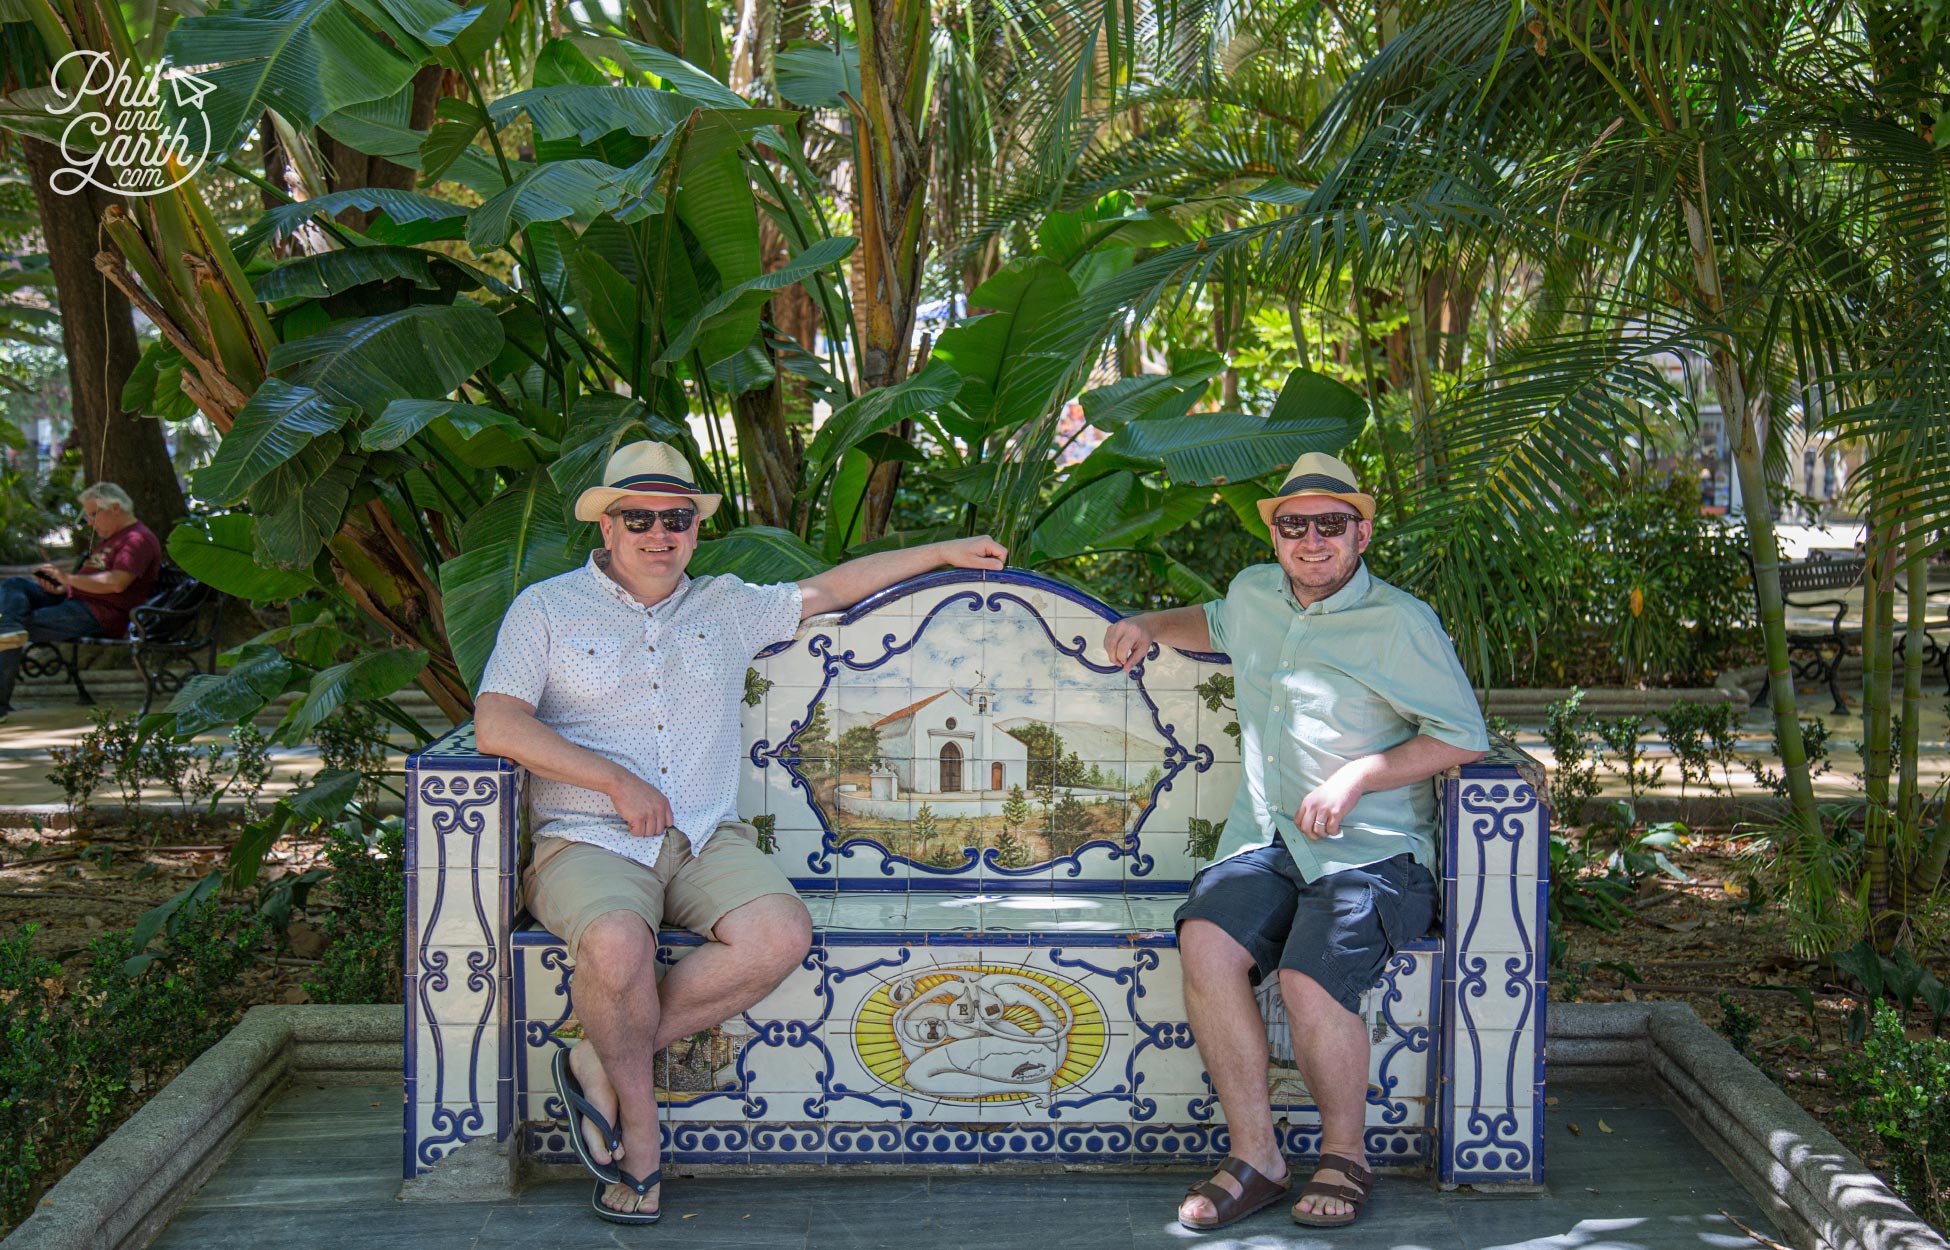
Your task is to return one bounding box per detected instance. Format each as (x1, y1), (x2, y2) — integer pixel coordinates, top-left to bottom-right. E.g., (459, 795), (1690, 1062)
(72, 522), (162, 636)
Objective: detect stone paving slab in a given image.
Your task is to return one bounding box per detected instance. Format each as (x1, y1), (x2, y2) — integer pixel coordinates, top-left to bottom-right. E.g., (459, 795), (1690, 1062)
(147, 1080), (1782, 1250)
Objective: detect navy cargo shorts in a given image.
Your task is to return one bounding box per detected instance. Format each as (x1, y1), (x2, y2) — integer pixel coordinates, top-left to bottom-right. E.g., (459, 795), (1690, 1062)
(1173, 836), (1437, 1013)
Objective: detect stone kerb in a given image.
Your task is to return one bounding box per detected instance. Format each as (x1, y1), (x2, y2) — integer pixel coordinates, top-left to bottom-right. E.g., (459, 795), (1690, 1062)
(403, 569), (1548, 1187)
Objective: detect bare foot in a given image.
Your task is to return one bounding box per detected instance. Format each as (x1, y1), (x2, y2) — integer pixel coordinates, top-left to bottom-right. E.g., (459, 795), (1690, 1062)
(569, 1043), (620, 1167)
(1178, 1152), (1287, 1225)
(598, 1121), (661, 1218)
(1292, 1159), (1365, 1221)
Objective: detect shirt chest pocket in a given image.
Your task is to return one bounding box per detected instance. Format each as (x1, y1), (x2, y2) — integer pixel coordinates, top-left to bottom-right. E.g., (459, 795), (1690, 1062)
(1278, 665), (1382, 745)
(561, 636), (625, 702)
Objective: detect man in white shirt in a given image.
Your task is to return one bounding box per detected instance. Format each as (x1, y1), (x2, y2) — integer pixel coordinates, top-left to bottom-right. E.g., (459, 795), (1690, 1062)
(474, 441), (1005, 1224)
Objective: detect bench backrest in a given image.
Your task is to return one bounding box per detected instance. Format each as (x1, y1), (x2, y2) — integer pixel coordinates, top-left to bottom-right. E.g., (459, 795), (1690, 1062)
(1778, 555), (1864, 598)
(132, 566), (219, 645)
(748, 569), (1242, 892)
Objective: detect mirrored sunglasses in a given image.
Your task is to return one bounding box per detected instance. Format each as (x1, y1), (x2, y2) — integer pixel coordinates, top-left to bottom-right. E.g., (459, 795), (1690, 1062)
(608, 507), (697, 533)
(1272, 512), (1361, 540)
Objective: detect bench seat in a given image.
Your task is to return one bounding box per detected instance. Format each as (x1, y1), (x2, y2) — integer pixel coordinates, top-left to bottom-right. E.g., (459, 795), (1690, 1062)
(406, 570), (1548, 1187)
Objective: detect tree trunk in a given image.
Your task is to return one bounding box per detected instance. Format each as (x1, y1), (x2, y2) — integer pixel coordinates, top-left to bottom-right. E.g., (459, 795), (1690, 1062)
(321, 68), (444, 230)
(23, 137), (187, 533)
(849, 0), (933, 540)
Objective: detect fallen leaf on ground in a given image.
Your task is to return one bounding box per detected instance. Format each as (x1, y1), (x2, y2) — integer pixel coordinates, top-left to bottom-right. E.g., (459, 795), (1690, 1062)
(1598, 1119), (1614, 1134)
(1545, 1096), (1559, 1106)
(1567, 1122), (1582, 1136)
(682, 1213), (698, 1220)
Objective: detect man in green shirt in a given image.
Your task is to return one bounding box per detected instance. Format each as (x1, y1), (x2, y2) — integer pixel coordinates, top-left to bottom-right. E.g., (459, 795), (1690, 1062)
(1104, 452), (1487, 1231)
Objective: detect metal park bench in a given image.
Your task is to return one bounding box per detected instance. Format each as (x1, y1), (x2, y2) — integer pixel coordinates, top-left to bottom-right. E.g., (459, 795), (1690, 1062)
(401, 570), (1550, 1188)
(21, 566), (225, 714)
(1754, 556), (1949, 713)
(1759, 556), (1865, 714)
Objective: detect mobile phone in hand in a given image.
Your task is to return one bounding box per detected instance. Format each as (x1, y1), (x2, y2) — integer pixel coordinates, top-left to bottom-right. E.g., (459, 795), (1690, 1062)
(34, 568), (59, 588)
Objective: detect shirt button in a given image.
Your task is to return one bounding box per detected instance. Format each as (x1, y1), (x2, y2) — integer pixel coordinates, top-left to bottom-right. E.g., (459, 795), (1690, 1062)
(1265, 754), (1275, 762)
(648, 645), (655, 652)
(653, 682), (659, 689)
(661, 767), (668, 774)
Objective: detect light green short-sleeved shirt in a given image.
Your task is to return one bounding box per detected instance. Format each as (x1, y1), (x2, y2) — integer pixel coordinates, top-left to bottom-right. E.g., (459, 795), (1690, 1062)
(1202, 561), (1488, 880)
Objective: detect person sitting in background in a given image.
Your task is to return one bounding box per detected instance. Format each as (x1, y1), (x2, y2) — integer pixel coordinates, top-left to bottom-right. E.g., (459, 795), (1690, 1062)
(0, 482), (162, 717)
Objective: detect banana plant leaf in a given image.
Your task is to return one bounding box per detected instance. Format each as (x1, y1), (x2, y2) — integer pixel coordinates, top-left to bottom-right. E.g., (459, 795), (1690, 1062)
(254, 438), (365, 568)
(690, 526), (830, 583)
(928, 258), (1082, 442)
(268, 301), (505, 416)
(773, 39), (859, 108)
(1029, 471), (1140, 563)
(439, 472), (596, 691)
(163, 0), (430, 155)
(363, 399), (554, 451)
(659, 235), (855, 365)
(1077, 355), (1224, 428)
(489, 86), (774, 144)
(194, 379), (356, 505)
(570, 35), (750, 109)
(235, 190), (469, 261)
(277, 647), (429, 743)
(466, 157), (666, 249)
(546, 393), (687, 508)
(797, 359), (963, 500)
(166, 514), (319, 601)
(225, 769), (364, 889)
(161, 644), (302, 739)
(250, 246), (453, 303)
(1089, 369), (1366, 485)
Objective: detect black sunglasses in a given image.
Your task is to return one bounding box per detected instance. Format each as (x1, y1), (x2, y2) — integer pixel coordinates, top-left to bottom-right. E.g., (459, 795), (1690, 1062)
(1272, 512), (1362, 539)
(608, 507), (697, 534)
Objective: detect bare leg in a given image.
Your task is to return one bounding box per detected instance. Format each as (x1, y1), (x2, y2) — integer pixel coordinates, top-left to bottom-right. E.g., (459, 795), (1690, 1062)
(570, 912), (665, 1217)
(1177, 919), (1288, 1224)
(1279, 969), (1371, 1219)
(652, 893), (812, 1043)
(572, 894), (812, 1217)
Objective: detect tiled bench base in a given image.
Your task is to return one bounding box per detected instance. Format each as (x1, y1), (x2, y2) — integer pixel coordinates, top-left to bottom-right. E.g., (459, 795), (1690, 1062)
(507, 902), (1443, 1168)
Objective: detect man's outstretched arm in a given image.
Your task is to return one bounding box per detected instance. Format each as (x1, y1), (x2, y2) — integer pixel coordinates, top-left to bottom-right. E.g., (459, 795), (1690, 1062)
(1104, 605), (1213, 672)
(797, 535), (1008, 619)
(474, 692), (674, 838)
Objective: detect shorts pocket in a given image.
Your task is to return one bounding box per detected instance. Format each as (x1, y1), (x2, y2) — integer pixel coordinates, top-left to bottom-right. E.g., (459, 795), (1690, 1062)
(1372, 864), (1438, 949)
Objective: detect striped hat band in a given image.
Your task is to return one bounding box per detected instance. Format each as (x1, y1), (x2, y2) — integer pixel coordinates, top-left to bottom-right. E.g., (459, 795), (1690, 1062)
(610, 472), (702, 494)
(1276, 471), (1359, 497)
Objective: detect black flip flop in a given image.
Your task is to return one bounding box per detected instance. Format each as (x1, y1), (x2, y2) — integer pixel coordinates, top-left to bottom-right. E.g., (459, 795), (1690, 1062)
(592, 1167), (662, 1225)
(552, 1045), (622, 1184)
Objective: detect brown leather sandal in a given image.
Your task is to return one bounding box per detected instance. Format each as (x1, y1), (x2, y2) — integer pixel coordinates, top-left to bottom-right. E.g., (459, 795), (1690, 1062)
(1178, 1154), (1291, 1231)
(1291, 1152), (1374, 1228)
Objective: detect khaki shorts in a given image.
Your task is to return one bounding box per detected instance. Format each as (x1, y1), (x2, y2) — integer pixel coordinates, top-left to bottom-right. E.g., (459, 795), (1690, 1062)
(524, 822), (797, 958)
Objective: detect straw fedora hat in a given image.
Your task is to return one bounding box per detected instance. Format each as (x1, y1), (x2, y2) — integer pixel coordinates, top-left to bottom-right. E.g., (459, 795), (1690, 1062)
(1255, 451), (1376, 525)
(573, 441), (722, 524)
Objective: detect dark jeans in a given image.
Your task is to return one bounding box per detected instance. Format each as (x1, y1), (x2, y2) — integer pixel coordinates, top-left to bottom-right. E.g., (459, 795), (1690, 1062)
(0, 576), (102, 713)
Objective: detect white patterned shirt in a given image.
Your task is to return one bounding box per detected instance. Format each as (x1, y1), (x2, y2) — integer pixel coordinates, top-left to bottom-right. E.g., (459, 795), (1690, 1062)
(478, 552), (803, 867)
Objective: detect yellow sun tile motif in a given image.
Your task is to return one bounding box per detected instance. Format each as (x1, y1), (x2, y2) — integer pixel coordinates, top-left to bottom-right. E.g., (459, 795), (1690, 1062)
(852, 964), (1108, 1104)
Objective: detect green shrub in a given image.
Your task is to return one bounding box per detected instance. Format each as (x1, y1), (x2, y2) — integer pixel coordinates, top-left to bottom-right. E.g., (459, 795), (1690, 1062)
(1543, 690), (1602, 825)
(1836, 1003), (1950, 1226)
(0, 901), (264, 1226)
(302, 819), (406, 1005)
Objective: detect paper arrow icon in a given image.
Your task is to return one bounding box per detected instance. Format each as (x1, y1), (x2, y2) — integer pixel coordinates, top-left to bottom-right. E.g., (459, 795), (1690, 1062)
(166, 70), (217, 112)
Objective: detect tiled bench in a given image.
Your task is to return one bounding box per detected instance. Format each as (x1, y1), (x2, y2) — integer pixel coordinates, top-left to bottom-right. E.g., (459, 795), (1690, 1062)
(404, 570), (1549, 1185)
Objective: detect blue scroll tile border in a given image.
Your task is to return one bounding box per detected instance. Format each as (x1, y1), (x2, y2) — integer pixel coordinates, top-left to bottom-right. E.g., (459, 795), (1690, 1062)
(1437, 771), (1549, 1186)
(403, 747), (520, 1177)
